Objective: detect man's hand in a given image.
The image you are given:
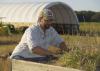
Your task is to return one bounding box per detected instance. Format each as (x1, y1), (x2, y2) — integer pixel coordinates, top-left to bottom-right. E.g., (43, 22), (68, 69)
(59, 42), (70, 52)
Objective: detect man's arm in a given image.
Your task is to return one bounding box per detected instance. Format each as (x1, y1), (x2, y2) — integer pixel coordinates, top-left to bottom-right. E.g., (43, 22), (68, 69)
(59, 42), (70, 52)
(32, 46), (54, 56)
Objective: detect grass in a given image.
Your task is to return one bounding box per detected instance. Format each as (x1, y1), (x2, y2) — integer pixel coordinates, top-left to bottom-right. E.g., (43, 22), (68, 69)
(80, 22), (100, 31)
(55, 35), (100, 71)
(0, 34), (22, 54)
(0, 22), (100, 71)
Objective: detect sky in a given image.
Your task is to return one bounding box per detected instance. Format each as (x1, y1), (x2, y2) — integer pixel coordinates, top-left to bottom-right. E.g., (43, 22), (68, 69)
(0, 0), (100, 12)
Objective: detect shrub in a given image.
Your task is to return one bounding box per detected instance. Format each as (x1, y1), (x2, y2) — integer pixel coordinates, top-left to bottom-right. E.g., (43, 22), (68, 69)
(0, 22), (2, 27)
(16, 26), (28, 33)
(4, 24), (15, 33)
(0, 26), (11, 35)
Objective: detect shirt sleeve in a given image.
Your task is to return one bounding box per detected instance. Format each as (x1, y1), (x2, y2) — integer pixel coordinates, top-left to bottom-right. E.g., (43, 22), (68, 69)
(26, 28), (39, 50)
(51, 28), (64, 48)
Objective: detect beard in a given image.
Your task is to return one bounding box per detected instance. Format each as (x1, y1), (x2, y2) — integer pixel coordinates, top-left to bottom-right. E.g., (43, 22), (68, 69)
(45, 25), (50, 29)
(45, 24), (52, 30)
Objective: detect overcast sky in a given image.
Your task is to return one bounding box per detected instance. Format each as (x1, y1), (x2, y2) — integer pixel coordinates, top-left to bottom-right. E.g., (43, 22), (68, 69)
(0, 0), (100, 12)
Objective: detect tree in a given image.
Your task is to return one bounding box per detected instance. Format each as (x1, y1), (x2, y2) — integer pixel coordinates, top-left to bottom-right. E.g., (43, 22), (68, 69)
(75, 11), (95, 22)
(91, 12), (100, 22)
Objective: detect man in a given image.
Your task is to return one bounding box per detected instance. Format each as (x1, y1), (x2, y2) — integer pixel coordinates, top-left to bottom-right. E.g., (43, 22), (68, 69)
(10, 9), (69, 62)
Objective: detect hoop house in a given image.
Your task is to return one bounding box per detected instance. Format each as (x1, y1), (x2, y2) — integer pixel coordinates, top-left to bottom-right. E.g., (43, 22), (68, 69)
(0, 2), (79, 34)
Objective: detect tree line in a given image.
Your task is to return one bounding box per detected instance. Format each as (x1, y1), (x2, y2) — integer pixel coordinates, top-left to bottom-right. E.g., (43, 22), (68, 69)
(75, 11), (100, 22)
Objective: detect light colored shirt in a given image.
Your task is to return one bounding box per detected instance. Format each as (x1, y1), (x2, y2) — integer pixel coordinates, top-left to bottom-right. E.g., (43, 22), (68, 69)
(10, 25), (64, 58)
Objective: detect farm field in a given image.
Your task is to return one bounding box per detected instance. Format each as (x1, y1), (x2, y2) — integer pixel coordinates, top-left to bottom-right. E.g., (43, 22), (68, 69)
(0, 22), (100, 71)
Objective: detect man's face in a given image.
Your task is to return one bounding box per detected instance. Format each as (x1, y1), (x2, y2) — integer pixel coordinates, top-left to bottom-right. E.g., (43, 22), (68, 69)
(41, 17), (54, 29)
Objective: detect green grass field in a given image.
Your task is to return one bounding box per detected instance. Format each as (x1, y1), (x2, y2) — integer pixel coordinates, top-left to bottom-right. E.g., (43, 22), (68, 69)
(0, 22), (100, 71)
(80, 22), (100, 32)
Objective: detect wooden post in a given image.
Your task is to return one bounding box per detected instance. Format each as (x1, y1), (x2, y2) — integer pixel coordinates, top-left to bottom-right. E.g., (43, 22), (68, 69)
(0, 55), (12, 71)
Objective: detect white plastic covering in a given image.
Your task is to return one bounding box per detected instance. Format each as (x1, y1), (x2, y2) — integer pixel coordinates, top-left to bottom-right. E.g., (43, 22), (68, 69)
(0, 2), (79, 25)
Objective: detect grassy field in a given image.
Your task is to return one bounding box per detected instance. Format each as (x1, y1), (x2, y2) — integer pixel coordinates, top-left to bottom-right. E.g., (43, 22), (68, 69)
(80, 22), (100, 32)
(0, 22), (100, 71)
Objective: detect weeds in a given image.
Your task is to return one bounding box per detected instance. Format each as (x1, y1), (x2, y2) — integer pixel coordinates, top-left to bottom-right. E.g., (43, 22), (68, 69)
(55, 35), (100, 71)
